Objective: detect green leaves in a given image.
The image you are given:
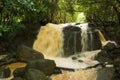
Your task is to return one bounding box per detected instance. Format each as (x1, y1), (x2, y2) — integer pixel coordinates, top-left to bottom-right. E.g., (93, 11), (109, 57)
(0, 25), (10, 32)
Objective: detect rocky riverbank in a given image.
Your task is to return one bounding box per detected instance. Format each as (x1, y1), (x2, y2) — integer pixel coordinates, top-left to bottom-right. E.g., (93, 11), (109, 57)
(0, 42), (120, 80)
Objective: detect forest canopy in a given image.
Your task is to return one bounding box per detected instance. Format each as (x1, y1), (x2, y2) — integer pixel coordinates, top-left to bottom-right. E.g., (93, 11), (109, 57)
(0, 0), (120, 38)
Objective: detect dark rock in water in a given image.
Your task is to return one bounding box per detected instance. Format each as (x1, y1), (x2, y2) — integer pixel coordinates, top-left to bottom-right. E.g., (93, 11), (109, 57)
(89, 30), (102, 50)
(63, 25), (82, 56)
(102, 42), (116, 51)
(53, 67), (62, 74)
(13, 67), (26, 77)
(97, 67), (114, 80)
(11, 77), (24, 80)
(26, 59), (56, 76)
(16, 45), (44, 62)
(95, 50), (113, 63)
(71, 56), (78, 60)
(23, 68), (51, 80)
(0, 67), (11, 78)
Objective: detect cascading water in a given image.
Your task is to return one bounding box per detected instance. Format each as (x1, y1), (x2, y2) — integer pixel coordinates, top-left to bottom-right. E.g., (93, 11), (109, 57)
(97, 29), (117, 47)
(97, 30), (106, 46)
(76, 23), (89, 52)
(33, 23), (102, 57)
(75, 23), (94, 52)
(33, 23), (64, 57)
(32, 22), (104, 69)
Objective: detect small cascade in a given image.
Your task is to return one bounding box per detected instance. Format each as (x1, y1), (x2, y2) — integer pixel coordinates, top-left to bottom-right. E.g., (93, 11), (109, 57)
(97, 29), (117, 47)
(76, 23), (94, 52)
(81, 26), (88, 52)
(97, 30), (106, 46)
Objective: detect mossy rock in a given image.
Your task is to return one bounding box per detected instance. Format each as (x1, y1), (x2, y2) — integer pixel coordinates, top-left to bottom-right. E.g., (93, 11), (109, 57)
(23, 68), (51, 80)
(16, 45), (44, 62)
(26, 59), (56, 76)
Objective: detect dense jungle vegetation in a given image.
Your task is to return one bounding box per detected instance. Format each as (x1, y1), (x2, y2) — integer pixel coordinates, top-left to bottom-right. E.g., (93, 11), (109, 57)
(0, 0), (120, 52)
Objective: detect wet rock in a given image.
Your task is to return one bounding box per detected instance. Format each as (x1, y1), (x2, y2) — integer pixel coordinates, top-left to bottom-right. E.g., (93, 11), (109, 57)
(92, 31), (102, 50)
(26, 59), (56, 75)
(16, 45), (44, 62)
(62, 25), (81, 56)
(11, 77), (24, 80)
(23, 68), (51, 80)
(102, 42), (116, 51)
(13, 67), (26, 77)
(71, 56), (78, 60)
(97, 67), (114, 80)
(0, 66), (11, 78)
(94, 50), (113, 63)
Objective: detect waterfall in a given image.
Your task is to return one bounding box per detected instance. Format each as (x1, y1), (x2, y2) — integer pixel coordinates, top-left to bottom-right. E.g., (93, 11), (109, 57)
(33, 23), (64, 57)
(81, 25), (88, 52)
(76, 23), (93, 52)
(33, 23), (102, 57)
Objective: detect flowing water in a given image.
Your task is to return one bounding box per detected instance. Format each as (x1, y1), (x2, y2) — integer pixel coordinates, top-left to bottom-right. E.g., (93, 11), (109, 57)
(3, 23), (114, 80)
(76, 23), (92, 52)
(33, 23), (64, 57)
(80, 24), (89, 52)
(97, 30), (106, 46)
(33, 23), (96, 57)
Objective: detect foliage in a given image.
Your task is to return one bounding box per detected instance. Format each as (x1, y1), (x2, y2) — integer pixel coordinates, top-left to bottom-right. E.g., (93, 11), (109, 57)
(77, 0), (120, 24)
(0, 0), (120, 39)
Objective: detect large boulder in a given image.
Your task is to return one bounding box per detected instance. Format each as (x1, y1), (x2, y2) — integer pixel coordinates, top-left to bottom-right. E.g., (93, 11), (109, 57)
(12, 68), (51, 80)
(94, 50), (113, 63)
(26, 59), (56, 75)
(102, 42), (116, 51)
(16, 45), (44, 62)
(23, 68), (51, 80)
(97, 67), (114, 80)
(91, 30), (102, 50)
(95, 42), (118, 63)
